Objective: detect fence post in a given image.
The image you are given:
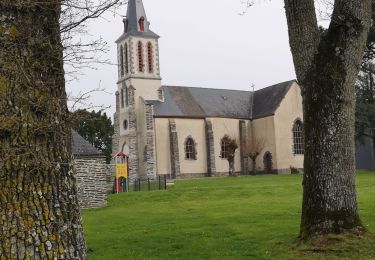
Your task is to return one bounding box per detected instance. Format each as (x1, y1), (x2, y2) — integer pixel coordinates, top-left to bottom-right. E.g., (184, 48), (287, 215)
(158, 176), (161, 190)
(164, 175), (167, 190)
(148, 178), (150, 191)
(138, 179), (141, 192)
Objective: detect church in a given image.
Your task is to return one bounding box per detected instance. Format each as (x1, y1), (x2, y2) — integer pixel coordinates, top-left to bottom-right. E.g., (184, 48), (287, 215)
(112, 0), (305, 180)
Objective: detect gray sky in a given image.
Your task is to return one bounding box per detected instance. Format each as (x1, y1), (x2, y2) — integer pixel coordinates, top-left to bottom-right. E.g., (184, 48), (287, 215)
(66, 0), (297, 118)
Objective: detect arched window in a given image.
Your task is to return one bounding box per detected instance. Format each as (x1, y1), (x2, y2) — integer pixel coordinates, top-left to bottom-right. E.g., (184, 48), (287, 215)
(120, 45), (124, 76)
(220, 138), (229, 158)
(138, 41), (144, 72)
(293, 119), (304, 155)
(263, 152), (273, 173)
(123, 120), (128, 130)
(125, 86), (129, 107)
(120, 88), (124, 108)
(185, 137), (197, 160)
(147, 42), (153, 73)
(124, 43), (129, 74)
(139, 17), (145, 31)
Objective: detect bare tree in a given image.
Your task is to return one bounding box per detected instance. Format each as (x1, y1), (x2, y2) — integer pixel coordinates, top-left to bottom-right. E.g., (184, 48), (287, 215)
(243, 138), (265, 175)
(284, 0), (372, 239)
(221, 135), (239, 176)
(61, 0), (124, 80)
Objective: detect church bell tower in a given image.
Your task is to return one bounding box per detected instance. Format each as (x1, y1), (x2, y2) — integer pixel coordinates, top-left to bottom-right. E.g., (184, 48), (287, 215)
(113, 0), (161, 180)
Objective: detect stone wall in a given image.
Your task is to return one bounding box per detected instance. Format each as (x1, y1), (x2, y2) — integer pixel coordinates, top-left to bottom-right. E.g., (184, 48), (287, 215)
(205, 119), (216, 176)
(145, 103), (156, 177)
(127, 85), (139, 181)
(74, 157), (107, 209)
(239, 120), (249, 175)
(169, 119), (180, 178)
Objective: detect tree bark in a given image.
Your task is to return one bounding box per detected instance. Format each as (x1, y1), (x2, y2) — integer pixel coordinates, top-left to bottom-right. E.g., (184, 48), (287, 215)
(284, 0), (372, 239)
(251, 158), (257, 175)
(228, 158), (235, 176)
(0, 1), (86, 258)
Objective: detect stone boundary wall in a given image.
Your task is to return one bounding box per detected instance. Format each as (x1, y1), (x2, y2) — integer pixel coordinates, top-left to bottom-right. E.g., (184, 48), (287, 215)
(74, 157), (107, 209)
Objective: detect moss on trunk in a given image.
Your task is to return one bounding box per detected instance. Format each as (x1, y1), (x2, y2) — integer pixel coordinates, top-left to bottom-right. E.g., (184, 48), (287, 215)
(0, 1), (86, 258)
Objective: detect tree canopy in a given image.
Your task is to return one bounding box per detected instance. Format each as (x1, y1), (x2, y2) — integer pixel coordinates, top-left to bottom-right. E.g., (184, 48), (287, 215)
(71, 109), (114, 163)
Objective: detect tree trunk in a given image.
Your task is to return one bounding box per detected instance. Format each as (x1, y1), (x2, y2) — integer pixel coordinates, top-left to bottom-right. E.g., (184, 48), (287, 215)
(0, 1), (86, 258)
(252, 158), (257, 175)
(228, 158), (235, 176)
(284, 0), (372, 239)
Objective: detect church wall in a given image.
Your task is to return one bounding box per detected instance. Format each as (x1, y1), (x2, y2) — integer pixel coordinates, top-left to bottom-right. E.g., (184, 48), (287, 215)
(137, 97), (147, 178)
(174, 119), (208, 177)
(274, 83), (304, 172)
(130, 78), (161, 107)
(250, 116), (278, 172)
(210, 118), (242, 175)
(154, 118), (172, 177)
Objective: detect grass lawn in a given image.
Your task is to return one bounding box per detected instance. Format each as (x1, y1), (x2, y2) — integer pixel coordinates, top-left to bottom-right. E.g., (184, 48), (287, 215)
(82, 171), (375, 259)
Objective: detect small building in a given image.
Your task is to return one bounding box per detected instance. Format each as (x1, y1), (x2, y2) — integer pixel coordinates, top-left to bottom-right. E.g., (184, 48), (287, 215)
(72, 130), (107, 209)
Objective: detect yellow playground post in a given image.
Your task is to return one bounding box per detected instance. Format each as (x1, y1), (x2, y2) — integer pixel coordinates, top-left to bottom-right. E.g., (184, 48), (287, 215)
(114, 152), (128, 193)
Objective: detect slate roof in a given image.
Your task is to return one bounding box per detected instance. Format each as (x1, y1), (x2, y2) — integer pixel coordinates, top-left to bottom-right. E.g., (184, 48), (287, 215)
(252, 81), (294, 118)
(151, 80), (295, 119)
(71, 130), (103, 157)
(116, 0), (159, 43)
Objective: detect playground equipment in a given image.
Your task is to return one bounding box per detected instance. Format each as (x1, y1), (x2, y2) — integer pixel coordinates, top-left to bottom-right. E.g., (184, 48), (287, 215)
(114, 152), (128, 193)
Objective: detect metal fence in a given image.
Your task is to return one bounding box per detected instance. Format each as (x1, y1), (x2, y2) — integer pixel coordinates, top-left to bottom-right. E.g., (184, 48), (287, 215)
(132, 176), (167, 192)
(113, 175), (168, 193)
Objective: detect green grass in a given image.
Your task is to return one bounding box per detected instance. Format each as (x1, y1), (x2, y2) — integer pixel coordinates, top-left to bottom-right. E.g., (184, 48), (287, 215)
(82, 171), (375, 259)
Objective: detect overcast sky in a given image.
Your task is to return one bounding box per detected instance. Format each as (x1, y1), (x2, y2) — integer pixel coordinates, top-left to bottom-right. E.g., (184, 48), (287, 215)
(66, 0), (298, 118)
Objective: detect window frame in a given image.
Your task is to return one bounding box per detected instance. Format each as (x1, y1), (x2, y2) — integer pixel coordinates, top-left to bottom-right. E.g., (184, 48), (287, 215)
(139, 17), (145, 31)
(120, 45), (124, 76)
(147, 42), (153, 73)
(220, 138), (229, 159)
(184, 136), (197, 160)
(124, 43), (129, 74)
(292, 119), (304, 155)
(138, 41), (144, 72)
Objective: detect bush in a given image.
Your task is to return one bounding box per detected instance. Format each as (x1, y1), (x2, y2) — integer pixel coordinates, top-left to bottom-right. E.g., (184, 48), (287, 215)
(290, 166), (300, 174)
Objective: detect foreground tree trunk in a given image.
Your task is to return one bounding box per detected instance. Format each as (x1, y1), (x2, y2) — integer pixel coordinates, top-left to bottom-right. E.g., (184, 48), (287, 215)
(284, 0), (372, 239)
(0, 1), (86, 258)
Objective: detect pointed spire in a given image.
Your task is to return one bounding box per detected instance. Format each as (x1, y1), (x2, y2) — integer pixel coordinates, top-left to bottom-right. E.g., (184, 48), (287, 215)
(121, 0), (159, 39)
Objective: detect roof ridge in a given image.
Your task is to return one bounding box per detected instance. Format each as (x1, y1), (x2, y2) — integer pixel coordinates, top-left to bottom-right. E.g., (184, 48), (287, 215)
(254, 80), (296, 93)
(163, 85), (252, 93)
(163, 80), (296, 93)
